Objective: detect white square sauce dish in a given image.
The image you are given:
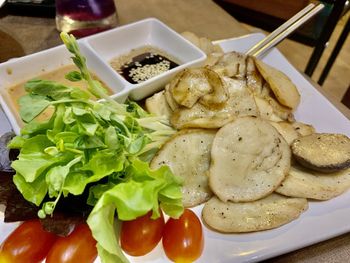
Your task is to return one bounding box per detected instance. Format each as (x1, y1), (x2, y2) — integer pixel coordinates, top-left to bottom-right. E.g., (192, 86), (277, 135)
(0, 43), (129, 135)
(85, 18), (207, 100)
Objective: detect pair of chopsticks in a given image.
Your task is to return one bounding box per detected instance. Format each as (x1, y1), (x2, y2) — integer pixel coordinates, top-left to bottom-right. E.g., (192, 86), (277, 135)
(246, 2), (325, 58)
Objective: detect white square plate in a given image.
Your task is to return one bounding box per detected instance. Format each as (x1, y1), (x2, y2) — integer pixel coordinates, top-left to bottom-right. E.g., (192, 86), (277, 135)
(1, 33), (350, 263)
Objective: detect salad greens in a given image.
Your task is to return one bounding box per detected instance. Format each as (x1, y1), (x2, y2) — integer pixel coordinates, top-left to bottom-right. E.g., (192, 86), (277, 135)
(8, 32), (184, 263)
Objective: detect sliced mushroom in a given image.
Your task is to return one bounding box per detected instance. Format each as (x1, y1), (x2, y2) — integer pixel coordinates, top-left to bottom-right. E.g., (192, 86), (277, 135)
(211, 51), (247, 79)
(168, 69), (211, 108)
(181, 31), (223, 55)
(198, 69), (229, 108)
(168, 68), (228, 109)
(276, 165), (350, 200)
(254, 96), (282, 121)
(291, 133), (350, 172)
(170, 78), (258, 129)
(145, 90), (172, 118)
(202, 194), (308, 233)
(181, 31), (201, 48)
(270, 121), (300, 145)
(291, 122), (315, 137)
(246, 56), (264, 95)
(150, 129), (215, 207)
(164, 83), (179, 111)
(261, 83), (294, 121)
(254, 58), (300, 110)
(209, 117), (291, 202)
(170, 102), (236, 129)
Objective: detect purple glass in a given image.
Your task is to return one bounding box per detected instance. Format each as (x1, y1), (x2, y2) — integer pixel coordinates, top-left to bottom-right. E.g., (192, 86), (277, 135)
(56, 0), (118, 37)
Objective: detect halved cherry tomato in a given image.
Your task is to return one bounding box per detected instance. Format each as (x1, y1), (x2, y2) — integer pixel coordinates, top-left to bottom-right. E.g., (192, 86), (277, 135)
(120, 210), (165, 256)
(46, 223), (97, 263)
(0, 219), (58, 263)
(162, 209), (204, 262)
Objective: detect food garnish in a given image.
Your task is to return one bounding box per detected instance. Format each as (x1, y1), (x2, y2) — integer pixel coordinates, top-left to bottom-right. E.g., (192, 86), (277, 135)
(162, 209), (204, 262)
(0, 219), (58, 263)
(4, 32), (184, 263)
(120, 210), (165, 256)
(45, 223), (97, 263)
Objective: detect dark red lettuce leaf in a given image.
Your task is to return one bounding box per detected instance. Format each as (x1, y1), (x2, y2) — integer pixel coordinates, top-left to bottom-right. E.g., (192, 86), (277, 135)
(41, 190), (92, 236)
(40, 212), (84, 236)
(0, 133), (92, 236)
(0, 132), (17, 172)
(0, 171), (15, 205)
(0, 170), (39, 221)
(1, 170), (92, 236)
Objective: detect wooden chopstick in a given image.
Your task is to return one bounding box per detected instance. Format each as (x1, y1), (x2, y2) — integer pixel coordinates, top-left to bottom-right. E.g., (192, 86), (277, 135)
(246, 3), (325, 58)
(246, 3), (316, 56)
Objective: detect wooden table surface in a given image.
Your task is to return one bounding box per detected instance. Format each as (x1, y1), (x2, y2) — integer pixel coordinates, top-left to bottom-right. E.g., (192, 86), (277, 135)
(1, 0), (350, 262)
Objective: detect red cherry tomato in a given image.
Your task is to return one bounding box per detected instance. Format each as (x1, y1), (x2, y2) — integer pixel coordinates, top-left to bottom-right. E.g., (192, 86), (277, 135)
(120, 210), (165, 256)
(46, 223), (97, 263)
(162, 209), (204, 262)
(0, 219), (58, 263)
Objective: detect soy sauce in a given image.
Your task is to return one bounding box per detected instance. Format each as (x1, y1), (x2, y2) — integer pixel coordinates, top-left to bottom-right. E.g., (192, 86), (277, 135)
(110, 46), (180, 84)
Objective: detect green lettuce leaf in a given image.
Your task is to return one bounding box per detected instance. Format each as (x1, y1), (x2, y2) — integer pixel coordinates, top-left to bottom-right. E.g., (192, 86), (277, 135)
(19, 94), (51, 123)
(13, 173), (47, 206)
(11, 135), (57, 183)
(87, 159), (183, 262)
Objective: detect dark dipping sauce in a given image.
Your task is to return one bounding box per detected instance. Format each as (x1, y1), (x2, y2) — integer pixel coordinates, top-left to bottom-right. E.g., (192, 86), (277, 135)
(110, 46), (180, 84)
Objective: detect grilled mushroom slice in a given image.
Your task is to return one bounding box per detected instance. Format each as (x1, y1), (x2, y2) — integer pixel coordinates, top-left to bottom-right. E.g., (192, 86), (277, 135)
(211, 51), (247, 79)
(291, 122), (315, 137)
(145, 90), (172, 118)
(254, 58), (300, 110)
(151, 129), (215, 207)
(276, 165), (350, 200)
(270, 121), (300, 145)
(202, 194), (308, 233)
(170, 77), (258, 129)
(291, 133), (350, 172)
(209, 117), (291, 202)
(167, 68), (228, 109)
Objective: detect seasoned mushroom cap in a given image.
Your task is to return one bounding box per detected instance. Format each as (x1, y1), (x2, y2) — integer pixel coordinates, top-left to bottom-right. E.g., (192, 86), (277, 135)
(291, 133), (350, 173)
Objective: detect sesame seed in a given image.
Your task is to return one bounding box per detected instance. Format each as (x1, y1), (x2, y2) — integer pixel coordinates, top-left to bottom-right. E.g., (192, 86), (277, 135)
(129, 61), (171, 83)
